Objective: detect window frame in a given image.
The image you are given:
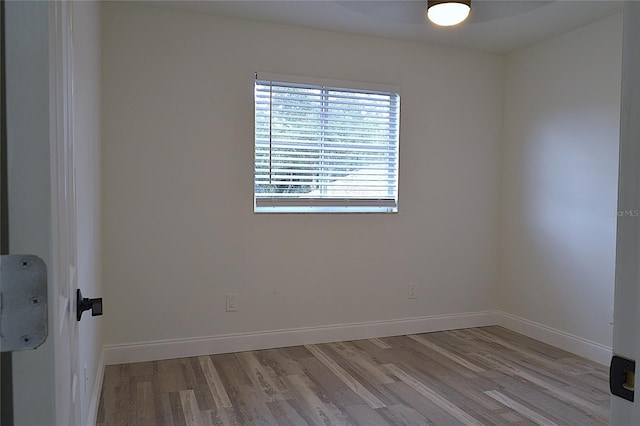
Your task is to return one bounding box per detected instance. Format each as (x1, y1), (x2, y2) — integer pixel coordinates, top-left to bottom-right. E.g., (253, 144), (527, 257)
(253, 72), (401, 214)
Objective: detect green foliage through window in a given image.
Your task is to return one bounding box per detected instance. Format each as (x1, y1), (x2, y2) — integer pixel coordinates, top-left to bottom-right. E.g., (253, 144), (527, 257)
(254, 75), (399, 212)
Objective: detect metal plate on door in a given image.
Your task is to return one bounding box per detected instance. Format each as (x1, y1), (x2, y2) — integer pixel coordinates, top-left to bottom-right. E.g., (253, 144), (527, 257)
(611, 355), (635, 402)
(0, 255), (48, 352)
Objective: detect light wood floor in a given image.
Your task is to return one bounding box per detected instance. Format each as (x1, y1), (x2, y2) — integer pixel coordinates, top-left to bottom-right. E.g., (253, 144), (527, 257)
(97, 326), (610, 425)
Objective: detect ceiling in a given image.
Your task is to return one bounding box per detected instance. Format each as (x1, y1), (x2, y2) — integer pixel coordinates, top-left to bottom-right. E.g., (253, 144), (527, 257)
(142, 0), (623, 53)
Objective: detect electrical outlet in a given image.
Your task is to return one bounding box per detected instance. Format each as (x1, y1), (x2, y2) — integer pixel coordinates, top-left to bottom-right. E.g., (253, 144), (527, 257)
(226, 294), (238, 312)
(408, 283), (417, 299)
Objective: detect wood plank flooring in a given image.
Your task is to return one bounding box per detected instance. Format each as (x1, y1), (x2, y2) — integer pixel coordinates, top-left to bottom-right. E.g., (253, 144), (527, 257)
(97, 326), (610, 425)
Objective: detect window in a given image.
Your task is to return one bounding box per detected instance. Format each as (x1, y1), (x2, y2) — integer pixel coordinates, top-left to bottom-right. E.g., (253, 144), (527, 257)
(254, 72), (400, 213)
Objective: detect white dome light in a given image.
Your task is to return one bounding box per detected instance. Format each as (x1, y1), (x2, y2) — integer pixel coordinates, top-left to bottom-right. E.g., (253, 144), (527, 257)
(427, 1), (471, 27)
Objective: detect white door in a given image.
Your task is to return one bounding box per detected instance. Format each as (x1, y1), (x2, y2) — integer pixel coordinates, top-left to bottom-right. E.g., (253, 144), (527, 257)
(1, 1), (80, 425)
(611, 1), (640, 425)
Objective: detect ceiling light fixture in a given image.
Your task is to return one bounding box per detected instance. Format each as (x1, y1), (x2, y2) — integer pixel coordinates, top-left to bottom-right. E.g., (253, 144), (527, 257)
(427, 0), (471, 27)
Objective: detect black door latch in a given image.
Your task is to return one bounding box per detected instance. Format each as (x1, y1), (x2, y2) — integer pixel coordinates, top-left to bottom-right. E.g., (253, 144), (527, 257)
(610, 355), (635, 402)
(76, 289), (103, 321)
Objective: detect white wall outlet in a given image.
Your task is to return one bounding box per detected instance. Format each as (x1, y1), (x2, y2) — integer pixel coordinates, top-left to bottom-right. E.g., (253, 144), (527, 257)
(408, 283), (417, 299)
(226, 293), (238, 312)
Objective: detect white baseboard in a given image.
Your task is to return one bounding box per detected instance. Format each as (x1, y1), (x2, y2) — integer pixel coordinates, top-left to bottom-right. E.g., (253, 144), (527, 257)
(104, 311), (498, 365)
(495, 311), (612, 365)
(102, 310), (612, 367)
(86, 347), (105, 426)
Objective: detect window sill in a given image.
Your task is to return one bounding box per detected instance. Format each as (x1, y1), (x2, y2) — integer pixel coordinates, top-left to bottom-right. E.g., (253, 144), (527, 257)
(253, 206), (398, 214)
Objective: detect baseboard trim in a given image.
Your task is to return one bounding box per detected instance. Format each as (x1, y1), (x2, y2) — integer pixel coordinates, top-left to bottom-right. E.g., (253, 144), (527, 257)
(104, 311), (497, 365)
(495, 311), (612, 365)
(86, 347), (105, 426)
(102, 310), (612, 367)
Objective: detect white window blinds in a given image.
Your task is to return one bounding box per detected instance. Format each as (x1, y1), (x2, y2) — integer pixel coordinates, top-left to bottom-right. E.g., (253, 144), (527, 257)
(254, 73), (400, 213)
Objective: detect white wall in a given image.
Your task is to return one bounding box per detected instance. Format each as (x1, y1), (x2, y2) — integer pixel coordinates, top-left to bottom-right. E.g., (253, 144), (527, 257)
(499, 14), (622, 348)
(72, 1), (103, 423)
(102, 3), (503, 347)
